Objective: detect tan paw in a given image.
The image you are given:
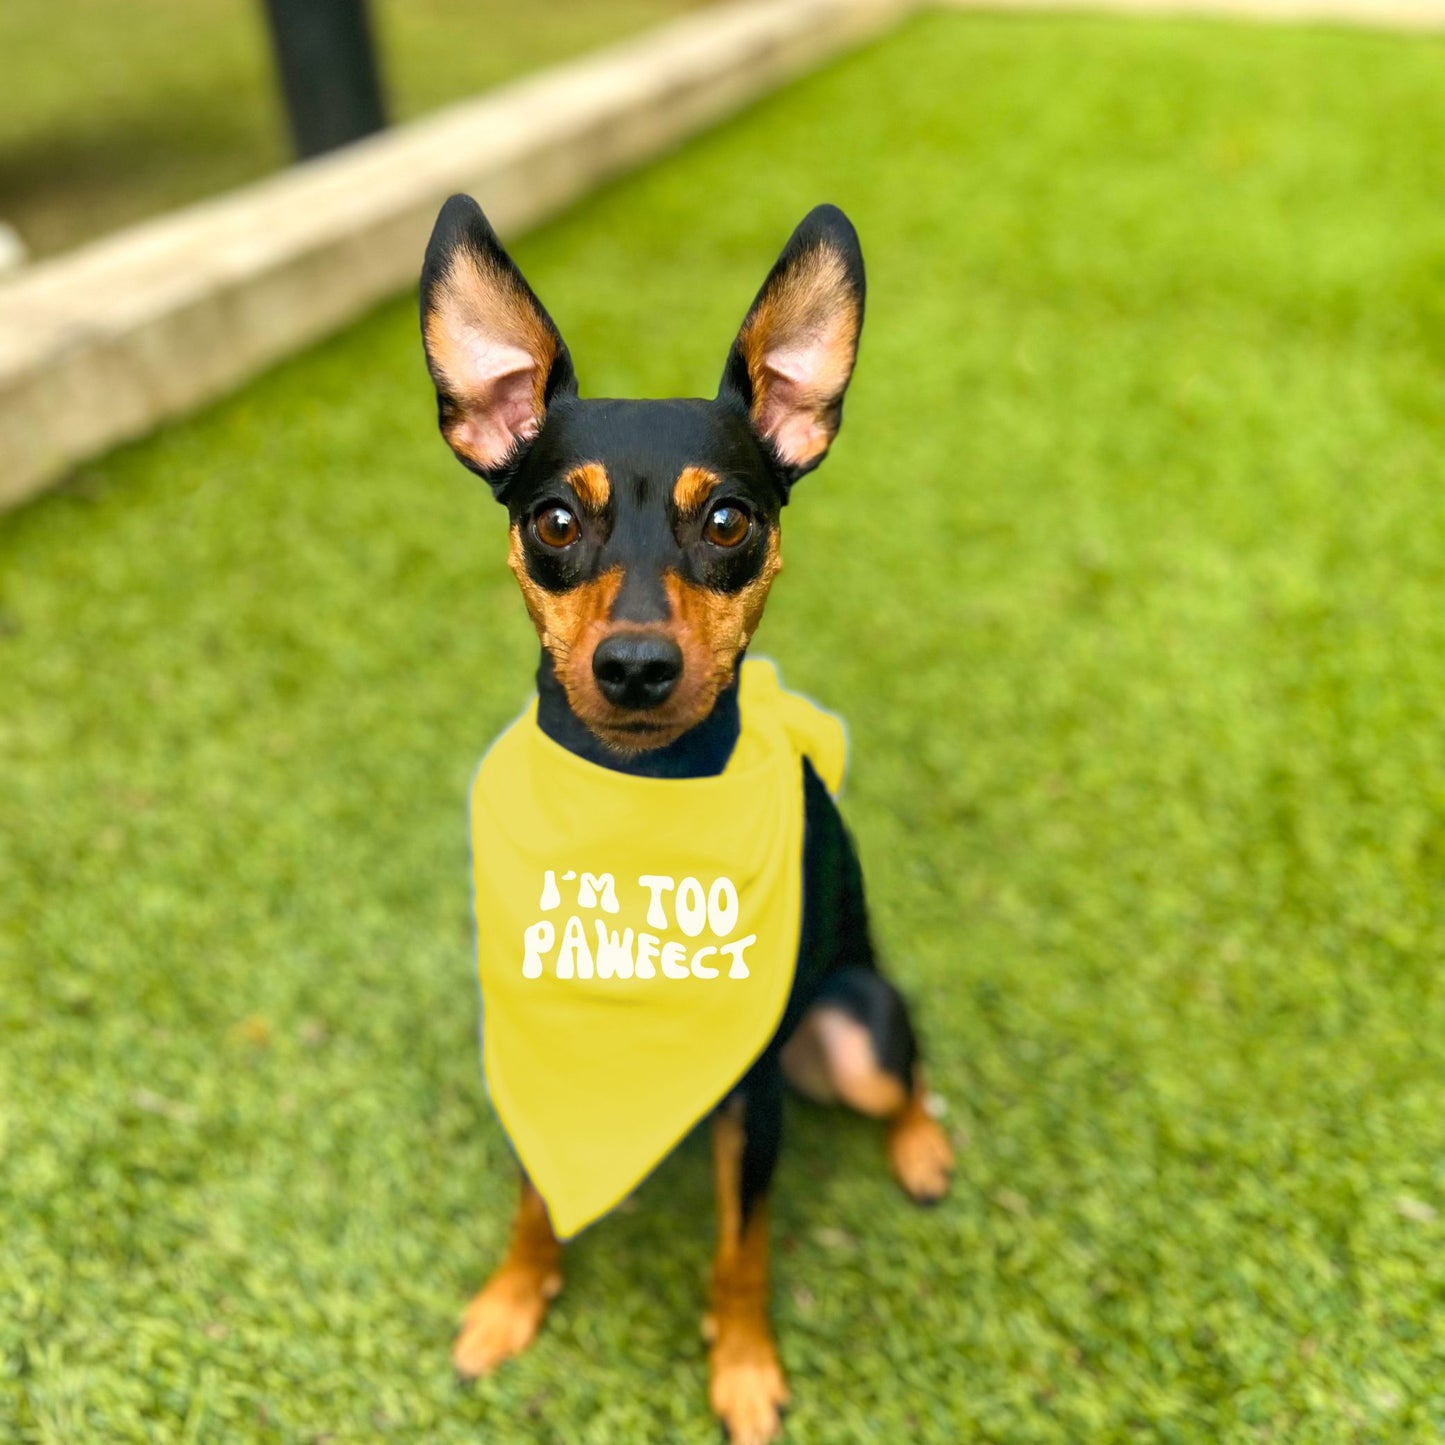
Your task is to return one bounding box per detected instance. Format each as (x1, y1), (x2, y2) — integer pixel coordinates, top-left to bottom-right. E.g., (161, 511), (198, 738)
(709, 1322), (789, 1445)
(451, 1265), (561, 1377)
(888, 1108), (955, 1204)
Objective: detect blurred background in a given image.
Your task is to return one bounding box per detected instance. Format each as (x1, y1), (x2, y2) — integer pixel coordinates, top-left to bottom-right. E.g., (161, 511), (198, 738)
(0, 0), (707, 260)
(4, 3), (1445, 1443)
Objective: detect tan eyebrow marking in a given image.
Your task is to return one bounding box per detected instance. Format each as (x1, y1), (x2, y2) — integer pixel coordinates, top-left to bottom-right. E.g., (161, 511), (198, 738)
(567, 462), (611, 511)
(673, 464), (723, 515)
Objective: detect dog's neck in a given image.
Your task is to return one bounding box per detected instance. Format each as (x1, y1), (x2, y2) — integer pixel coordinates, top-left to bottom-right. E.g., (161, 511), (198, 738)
(534, 650), (740, 779)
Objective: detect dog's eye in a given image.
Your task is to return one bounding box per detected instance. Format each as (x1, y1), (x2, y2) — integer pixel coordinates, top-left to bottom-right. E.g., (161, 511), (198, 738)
(703, 504), (751, 549)
(532, 505), (580, 550)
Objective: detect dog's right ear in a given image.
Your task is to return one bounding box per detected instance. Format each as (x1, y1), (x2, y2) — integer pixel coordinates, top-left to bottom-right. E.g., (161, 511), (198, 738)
(420, 195), (576, 491)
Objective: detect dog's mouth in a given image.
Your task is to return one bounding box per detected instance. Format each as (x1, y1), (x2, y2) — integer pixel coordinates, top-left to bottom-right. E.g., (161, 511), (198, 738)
(577, 698), (718, 754)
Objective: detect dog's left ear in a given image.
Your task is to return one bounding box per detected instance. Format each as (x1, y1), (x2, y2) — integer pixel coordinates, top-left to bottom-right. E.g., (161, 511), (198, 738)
(420, 194), (577, 492)
(718, 204), (865, 488)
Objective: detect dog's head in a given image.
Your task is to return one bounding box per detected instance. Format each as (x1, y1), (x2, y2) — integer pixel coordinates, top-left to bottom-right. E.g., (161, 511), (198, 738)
(420, 196), (865, 752)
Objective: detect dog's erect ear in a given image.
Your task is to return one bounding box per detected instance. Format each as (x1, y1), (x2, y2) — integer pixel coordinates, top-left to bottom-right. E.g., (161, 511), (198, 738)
(420, 194), (577, 491)
(718, 204), (865, 489)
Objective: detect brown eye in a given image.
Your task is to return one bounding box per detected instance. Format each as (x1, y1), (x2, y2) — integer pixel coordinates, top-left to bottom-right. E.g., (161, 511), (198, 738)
(532, 505), (580, 549)
(703, 504), (751, 549)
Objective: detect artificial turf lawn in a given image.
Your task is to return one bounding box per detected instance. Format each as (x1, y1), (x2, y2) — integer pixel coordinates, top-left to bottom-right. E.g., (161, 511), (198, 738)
(5, 9), (1445, 1441)
(0, 0), (707, 258)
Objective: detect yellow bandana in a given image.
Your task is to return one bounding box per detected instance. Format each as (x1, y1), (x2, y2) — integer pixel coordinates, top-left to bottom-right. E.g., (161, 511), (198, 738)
(469, 658), (845, 1238)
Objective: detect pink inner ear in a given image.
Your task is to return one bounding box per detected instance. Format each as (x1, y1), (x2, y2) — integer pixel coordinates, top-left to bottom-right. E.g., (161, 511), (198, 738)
(446, 332), (542, 471)
(755, 340), (843, 469)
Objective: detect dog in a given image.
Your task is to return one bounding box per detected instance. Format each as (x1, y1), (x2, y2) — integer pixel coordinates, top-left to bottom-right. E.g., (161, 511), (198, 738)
(420, 193), (954, 1445)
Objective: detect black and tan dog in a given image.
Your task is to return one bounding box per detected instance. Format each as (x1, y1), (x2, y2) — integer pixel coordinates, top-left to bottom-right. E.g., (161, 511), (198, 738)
(420, 194), (953, 1445)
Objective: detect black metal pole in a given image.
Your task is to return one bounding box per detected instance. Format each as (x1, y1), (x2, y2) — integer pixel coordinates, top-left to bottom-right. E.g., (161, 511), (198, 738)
(261, 0), (387, 160)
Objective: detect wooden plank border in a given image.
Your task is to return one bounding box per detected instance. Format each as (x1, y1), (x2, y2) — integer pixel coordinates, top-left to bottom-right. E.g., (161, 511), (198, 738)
(940, 0), (1445, 28)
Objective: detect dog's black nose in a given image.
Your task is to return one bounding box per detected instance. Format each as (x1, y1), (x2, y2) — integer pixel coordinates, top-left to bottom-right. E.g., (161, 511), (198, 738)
(592, 634), (683, 709)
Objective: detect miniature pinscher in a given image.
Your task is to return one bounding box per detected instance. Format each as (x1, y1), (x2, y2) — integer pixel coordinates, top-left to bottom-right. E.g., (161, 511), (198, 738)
(420, 194), (953, 1445)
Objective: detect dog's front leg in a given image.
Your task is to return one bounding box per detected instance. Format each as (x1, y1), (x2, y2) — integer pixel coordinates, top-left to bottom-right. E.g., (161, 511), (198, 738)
(706, 1061), (788, 1445)
(452, 1174), (563, 1377)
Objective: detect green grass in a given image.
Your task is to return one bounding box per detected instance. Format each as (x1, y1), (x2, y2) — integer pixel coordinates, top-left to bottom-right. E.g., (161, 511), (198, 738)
(5, 10), (1445, 1442)
(0, 0), (706, 258)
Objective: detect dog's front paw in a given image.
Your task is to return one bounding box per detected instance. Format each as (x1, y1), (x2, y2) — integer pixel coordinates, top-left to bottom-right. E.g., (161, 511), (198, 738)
(887, 1101), (955, 1205)
(707, 1315), (789, 1445)
(452, 1264), (562, 1377)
